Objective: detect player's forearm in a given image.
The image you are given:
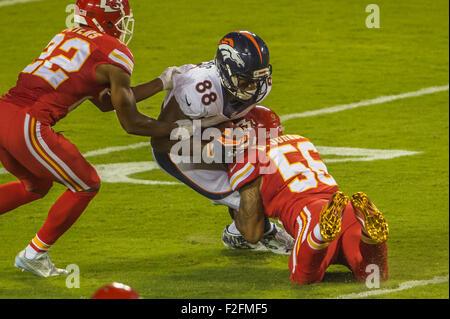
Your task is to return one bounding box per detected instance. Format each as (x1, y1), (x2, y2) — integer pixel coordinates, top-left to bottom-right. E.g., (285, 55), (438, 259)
(113, 88), (176, 137)
(90, 97), (114, 112)
(234, 210), (265, 244)
(235, 197), (265, 243)
(120, 113), (176, 137)
(131, 78), (164, 103)
(235, 179), (265, 243)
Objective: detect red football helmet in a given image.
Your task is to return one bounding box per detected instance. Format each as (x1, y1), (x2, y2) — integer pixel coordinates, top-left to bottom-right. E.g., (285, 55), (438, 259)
(91, 282), (140, 299)
(74, 0), (134, 45)
(239, 105), (284, 140)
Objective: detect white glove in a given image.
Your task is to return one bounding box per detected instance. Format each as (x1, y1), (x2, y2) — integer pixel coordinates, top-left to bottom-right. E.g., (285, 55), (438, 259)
(158, 66), (181, 90)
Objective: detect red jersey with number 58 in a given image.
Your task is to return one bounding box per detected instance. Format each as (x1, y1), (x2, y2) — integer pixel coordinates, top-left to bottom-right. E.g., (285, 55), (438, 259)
(0, 27), (134, 126)
(227, 134), (339, 235)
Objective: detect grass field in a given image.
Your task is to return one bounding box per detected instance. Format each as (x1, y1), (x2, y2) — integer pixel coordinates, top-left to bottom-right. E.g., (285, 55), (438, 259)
(0, 0), (448, 301)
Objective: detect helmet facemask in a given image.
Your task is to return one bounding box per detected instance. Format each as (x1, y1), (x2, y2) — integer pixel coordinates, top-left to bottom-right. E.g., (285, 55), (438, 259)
(116, 9), (134, 45)
(218, 60), (272, 102)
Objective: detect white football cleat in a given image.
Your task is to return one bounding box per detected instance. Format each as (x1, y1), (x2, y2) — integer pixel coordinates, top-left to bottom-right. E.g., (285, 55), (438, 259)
(221, 223), (294, 255)
(14, 249), (69, 278)
(222, 226), (268, 251)
(259, 223), (295, 255)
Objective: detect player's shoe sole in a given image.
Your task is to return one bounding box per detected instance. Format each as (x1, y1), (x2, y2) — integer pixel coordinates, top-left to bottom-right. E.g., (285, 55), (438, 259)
(350, 192), (389, 244)
(319, 191), (349, 242)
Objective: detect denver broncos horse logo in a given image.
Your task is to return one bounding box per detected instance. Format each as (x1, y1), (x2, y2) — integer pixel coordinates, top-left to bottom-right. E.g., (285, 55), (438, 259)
(218, 44), (245, 68)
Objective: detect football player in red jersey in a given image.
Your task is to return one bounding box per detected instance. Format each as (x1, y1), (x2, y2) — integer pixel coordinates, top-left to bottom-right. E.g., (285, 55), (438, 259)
(226, 105), (389, 285)
(0, 0), (180, 277)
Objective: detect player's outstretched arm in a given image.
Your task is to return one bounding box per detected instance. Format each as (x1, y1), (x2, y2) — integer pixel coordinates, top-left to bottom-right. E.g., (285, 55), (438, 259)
(95, 64), (176, 137)
(234, 177), (265, 244)
(93, 66), (179, 108)
(131, 66), (180, 102)
(131, 78), (164, 103)
(151, 96), (193, 153)
(88, 78), (164, 111)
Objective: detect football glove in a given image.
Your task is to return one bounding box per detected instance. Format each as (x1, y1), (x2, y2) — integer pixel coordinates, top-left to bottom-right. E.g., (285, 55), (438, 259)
(158, 66), (181, 90)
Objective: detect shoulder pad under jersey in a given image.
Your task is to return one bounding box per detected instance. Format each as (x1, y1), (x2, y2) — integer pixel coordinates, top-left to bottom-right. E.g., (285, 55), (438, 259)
(172, 61), (224, 119)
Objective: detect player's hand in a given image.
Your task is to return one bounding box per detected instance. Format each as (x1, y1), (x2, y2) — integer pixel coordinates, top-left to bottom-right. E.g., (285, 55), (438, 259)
(158, 66), (181, 90)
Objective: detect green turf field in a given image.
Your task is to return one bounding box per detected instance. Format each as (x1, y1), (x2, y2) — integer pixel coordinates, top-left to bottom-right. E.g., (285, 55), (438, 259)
(0, 0), (448, 300)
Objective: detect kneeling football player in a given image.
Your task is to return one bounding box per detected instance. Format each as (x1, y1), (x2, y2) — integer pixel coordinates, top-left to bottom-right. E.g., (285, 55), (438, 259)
(228, 105), (389, 285)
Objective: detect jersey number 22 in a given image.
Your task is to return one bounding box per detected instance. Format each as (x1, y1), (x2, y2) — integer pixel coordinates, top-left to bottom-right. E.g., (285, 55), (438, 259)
(22, 33), (90, 89)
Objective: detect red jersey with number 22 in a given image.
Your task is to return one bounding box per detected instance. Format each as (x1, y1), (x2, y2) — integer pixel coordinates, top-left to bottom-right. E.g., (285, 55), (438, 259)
(227, 134), (339, 236)
(0, 27), (134, 126)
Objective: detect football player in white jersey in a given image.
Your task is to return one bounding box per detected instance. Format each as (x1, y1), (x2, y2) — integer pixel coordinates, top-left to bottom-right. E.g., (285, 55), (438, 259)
(148, 31), (294, 255)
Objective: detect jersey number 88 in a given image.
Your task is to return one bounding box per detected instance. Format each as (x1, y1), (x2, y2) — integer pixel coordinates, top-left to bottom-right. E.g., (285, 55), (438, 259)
(196, 80), (217, 106)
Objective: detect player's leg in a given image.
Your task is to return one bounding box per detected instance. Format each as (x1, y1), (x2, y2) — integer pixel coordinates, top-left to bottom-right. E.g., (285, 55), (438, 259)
(339, 192), (389, 282)
(153, 149), (294, 254)
(289, 191), (348, 285)
(351, 192), (388, 281)
(10, 115), (101, 277)
(0, 106), (53, 214)
(15, 186), (99, 277)
(0, 147), (53, 215)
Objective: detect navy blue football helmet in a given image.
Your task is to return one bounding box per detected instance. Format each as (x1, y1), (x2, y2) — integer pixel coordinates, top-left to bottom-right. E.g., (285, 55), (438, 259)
(215, 31), (272, 103)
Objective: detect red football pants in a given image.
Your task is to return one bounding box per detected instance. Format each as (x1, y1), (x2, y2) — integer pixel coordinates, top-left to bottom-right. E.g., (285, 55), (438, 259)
(0, 102), (100, 244)
(288, 199), (388, 285)
(0, 103), (100, 192)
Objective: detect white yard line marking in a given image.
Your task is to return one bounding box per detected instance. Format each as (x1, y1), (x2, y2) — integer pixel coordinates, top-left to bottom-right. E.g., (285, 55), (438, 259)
(336, 275), (449, 299)
(94, 161), (181, 185)
(280, 84), (449, 122)
(0, 146), (421, 182)
(1, 84), (446, 177)
(0, 0), (40, 7)
(317, 146), (421, 163)
(82, 142), (149, 158)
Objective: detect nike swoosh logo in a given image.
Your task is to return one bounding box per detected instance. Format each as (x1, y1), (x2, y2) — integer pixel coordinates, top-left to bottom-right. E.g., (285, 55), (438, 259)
(185, 95), (192, 106)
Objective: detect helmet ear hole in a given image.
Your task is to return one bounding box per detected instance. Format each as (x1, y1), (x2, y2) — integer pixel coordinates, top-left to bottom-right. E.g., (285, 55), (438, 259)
(107, 21), (114, 29)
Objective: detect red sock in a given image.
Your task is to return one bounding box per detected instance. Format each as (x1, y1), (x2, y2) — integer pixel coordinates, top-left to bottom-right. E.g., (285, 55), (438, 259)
(36, 190), (98, 246)
(0, 181), (43, 215)
(358, 241), (388, 281)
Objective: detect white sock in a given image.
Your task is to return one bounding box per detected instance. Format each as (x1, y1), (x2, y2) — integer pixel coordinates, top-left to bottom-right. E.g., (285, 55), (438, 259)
(227, 222), (242, 235)
(313, 224), (326, 243)
(24, 245), (40, 259)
